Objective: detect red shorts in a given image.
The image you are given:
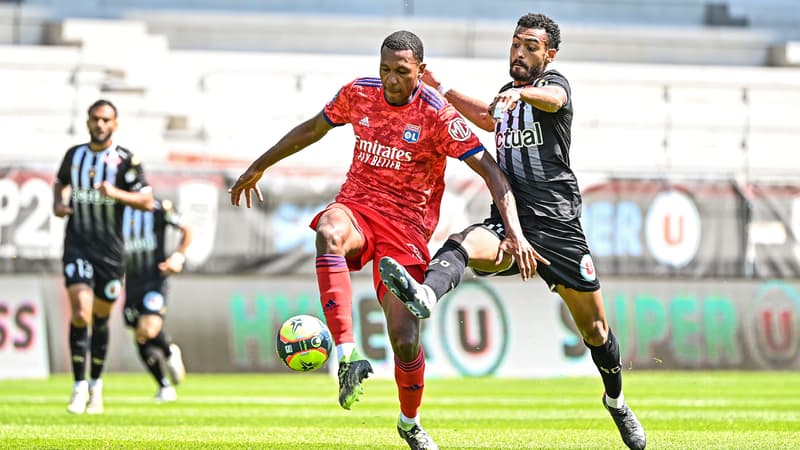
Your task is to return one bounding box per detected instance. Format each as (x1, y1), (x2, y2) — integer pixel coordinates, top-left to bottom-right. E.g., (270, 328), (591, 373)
(309, 202), (429, 301)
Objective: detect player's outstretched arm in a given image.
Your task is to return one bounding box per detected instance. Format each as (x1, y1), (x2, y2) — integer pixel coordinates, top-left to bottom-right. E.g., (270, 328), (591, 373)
(422, 69), (495, 132)
(464, 151), (550, 280)
(229, 112), (333, 208)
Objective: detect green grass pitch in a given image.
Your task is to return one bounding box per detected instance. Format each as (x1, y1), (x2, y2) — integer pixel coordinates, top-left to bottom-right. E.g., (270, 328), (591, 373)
(1, 371), (798, 449)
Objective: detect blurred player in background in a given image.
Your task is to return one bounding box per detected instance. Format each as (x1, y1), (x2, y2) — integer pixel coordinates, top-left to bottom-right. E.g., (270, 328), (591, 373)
(229, 30), (539, 450)
(53, 99), (154, 414)
(379, 13), (647, 450)
(122, 198), (191, 402)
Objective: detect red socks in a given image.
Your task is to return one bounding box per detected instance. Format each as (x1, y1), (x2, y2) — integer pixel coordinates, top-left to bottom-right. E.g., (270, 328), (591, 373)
(316, 254), (353, 345)
(395, 349), (425, 418)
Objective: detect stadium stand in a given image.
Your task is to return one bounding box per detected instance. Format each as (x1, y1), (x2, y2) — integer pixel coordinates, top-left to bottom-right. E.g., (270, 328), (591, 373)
(0, 1), (798, 179)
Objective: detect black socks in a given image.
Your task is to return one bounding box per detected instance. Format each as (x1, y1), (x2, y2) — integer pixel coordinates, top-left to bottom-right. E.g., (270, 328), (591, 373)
(89, 315), (109, 380)
(137, 341), (169, 387)
(425, 239), (469, 299)
(69, 324), (89, 382)
(586, 329), (623, 399)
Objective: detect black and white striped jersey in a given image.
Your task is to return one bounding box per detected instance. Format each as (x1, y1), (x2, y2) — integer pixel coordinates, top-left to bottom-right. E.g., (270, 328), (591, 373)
(56, 144), (150, 263)
(123, 199), (184, 281)
(493, 69), (582, 221)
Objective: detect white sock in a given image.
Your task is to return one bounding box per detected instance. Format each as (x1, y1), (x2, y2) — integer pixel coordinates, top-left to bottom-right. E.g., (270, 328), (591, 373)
(605, 392), (625, 409)
(74, 380), (88, 390)
(89, 378), (102, 389)
(399, 413), (419, 430)
(337, 343), (355, 361)
(421, 285), (436, 303)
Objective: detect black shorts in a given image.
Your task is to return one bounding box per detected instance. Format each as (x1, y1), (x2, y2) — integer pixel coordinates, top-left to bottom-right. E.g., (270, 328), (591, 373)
(62, 244), (124, 302)
(123, 277), (169, 328)
(474, 213), (601, 292)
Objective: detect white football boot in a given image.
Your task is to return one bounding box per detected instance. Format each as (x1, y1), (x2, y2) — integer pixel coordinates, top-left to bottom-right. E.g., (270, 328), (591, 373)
(66, 381), (89, 414)
(86, 379), (104, 415)
(166, 344), (186, 385)
(155, 386), (177, 403)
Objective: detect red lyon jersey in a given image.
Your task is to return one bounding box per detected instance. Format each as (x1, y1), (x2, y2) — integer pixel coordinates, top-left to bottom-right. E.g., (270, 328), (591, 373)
(323, 77), (485, 240)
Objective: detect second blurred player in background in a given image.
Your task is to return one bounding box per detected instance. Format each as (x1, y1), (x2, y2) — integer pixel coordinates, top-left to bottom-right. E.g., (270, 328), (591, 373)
(123, 198), (191, 402)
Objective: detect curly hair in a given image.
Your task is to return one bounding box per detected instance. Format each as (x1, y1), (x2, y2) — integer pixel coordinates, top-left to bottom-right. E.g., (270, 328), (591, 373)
(517, 13), (561, 50)
(381, 30), (424, 63)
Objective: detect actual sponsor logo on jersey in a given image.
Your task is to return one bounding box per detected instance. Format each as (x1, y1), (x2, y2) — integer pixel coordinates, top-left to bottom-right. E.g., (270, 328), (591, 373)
(644, 190), (701, 268)
(496, 122), (544, 149)
(447, 117), (472, 142)
(104, 279), (122, 300)
(72, 187), (116, 205)
(143, 291), (165, 312)
(579, 254), (596, 281)
(402, 124), (420, 143)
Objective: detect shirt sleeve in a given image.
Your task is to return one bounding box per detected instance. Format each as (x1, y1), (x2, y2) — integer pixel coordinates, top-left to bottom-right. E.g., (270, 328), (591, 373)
(322, 80), (354, 126)
(120, 155), (150, 193)
(537, 71), (571, 104)
(56, 148), (73, 185)
(433, 105), (486, 161)
(162, 200), (184, 227)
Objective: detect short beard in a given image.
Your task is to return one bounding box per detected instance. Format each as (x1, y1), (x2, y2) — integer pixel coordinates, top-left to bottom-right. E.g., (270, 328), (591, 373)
(509, 64), (543, 83)
(90, 134), (111, 146)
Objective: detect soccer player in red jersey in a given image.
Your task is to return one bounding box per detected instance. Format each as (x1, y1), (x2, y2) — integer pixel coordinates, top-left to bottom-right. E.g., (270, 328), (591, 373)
(229, 30), (545, 450)
(378, 14), (645, 450)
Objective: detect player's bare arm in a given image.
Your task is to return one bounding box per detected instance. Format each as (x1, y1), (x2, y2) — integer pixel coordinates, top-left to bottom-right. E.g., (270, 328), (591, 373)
(517, 84), (566, 113)
(159, 222), (192, 275)
(97, 182), (155, 211)
(488, 84), (566, 119)
(464, 151), (549, 280)
(229, 112), (333, 208)
(421, 69), (495, 132)
(52, 181), (73, 217)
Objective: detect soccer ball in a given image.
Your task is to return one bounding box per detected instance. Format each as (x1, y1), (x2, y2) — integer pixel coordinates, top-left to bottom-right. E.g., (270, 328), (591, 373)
(276, 315), (333, 372)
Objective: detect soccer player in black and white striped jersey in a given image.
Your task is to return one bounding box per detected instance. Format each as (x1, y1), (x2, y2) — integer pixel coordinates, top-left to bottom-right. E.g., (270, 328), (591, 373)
(122, 198), (191, 402)
(379, 13), (646, 450)
(53, 99), (154, 415)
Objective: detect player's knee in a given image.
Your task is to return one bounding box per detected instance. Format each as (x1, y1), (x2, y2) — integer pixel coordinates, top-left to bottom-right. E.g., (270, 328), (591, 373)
(71, 308), (92, 326)
(580, 320), (609, 347)
(315, 223), (348, 253)
(392, 338), (420, 361)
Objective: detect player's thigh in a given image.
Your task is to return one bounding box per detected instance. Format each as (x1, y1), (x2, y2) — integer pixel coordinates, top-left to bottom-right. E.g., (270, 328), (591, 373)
(125, 280), (168, 328)
(557, 286), (609, 344)
(458, 225), (512, 273)
(313, 203), (365, 256)
(136, 314), (164, 341)
(66, 283), (94, 323)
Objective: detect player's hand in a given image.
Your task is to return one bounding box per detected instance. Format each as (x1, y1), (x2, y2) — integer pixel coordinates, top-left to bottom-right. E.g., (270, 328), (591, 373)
(498, 232), (549, 281)
(229, 168), (264, 208)
(96, 180), (117, 199)
(420, 69), (441, 91)
(158, 252), (185, 275)
(53, 203), (73, 217)
(488, 87), (521, 120)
